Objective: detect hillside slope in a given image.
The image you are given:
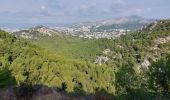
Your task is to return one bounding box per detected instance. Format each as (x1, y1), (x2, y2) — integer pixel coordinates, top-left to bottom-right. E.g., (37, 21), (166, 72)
(13, 25), (64, 39)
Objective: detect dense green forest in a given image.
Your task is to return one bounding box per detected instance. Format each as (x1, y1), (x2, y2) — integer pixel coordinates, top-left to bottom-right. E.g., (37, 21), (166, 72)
(1, 20), (170, 99)
(0, 30), (115, 94)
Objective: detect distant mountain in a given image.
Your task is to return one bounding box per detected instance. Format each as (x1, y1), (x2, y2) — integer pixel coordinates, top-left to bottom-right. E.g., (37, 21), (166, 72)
(96, 16), (153, 25)
(94, 16), (154, 32)
(74, 16), (154, 32)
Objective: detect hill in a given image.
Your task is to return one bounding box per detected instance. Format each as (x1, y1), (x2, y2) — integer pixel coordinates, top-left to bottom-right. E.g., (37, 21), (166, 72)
(13, 25), (64, 39)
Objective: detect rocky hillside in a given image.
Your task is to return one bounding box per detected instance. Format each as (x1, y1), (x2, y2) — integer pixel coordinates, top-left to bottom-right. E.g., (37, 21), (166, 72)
(13, 25), (62, 39)
(94, 20), (170, 69)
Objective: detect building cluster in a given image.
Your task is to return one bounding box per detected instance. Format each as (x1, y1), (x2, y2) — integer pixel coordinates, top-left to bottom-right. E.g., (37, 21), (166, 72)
(56, 25), (130, 39)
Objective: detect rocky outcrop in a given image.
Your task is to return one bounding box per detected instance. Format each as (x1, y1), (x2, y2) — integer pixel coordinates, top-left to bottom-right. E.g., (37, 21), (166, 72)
(149, 21), (158, 31)
(103, 49), (112, 55)
(138, 58), (151, 69)
(34, 26), (56, 36)
(19, 32), (34, 39)
(155, 37), (170, 46)
(94, 56), (109, 65)
(150, 36), (170, 59)
(117, 53), (123, 60)
(94, 49), (114, 65)
(13, 26), (61, 39)
(140, 36), (170, 69)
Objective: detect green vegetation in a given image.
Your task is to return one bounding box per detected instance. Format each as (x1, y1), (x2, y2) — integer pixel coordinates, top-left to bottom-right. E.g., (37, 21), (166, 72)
(33, 20), (170, 68)
(1, 20), (170, 99)
(149, 54), (170, 94)
(0, 68), (16, 88)
(32, 36), (112, 61)
(0, 30), (115, 94)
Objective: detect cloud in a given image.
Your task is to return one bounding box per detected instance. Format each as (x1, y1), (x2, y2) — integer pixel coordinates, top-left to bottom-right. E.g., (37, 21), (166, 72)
(146, 8), (151, 12)
(109, 0), (127, 14)
(109, 0), (145, 17)
(112, 0), (126, 6)
(78, 4), (110, 17)
(79, 5), (89, 11)
(41, 5), (46, 10)
(0, 0), (169, 24)
(122, 8), (142, 16)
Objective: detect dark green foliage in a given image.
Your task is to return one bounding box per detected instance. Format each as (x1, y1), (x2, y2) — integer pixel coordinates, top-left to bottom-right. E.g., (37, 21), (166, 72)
(0, 68), (16, 88)
(149, 55), (170, 94)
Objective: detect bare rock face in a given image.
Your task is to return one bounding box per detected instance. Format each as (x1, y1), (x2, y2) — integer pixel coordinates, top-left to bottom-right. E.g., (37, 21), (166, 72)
(13, 26), (61, 39)
(117, 53), (123, 60)
(149, 21), (158, 31)
(94, 56), (109, 65)
(36, 27), (53, 36)
(155, 37), (170, 46)
(20, 32), (34, 39)
(138, 58), (150, 69)
(103, 49), (112, 55)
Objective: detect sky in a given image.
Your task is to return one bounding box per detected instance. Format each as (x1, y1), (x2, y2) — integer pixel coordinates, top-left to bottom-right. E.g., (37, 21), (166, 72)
(0, 0), (170, 25)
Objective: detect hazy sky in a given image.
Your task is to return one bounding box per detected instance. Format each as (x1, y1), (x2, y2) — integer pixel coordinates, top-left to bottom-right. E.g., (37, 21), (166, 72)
(0, 0), (170, 24)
